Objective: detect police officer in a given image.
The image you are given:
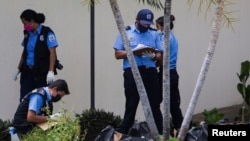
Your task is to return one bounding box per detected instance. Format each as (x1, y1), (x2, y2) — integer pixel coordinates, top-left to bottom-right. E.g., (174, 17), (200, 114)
(113, 9), (163, 134)
(13, 9), (59, 102)
(156, 15), (183, 134)
(13, 79), (70, 135)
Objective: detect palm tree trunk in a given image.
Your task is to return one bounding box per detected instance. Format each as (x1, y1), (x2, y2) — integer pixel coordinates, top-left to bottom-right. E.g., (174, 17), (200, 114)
(109, 0), (159, 139)
(178, 0), (224, 140)
(162, 0), (172, 140)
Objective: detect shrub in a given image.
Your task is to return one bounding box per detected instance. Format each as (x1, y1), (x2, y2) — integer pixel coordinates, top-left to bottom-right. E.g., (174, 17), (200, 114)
(76, 108), (122, 141)
(237, 60), (250, 122)
(0, 118), (12, 141)
(21, 109), (81, 141)
(202, 108), (224, 125)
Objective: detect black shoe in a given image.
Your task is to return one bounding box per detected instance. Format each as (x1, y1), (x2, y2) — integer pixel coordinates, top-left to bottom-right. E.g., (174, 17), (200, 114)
(116, 128), (128, 135)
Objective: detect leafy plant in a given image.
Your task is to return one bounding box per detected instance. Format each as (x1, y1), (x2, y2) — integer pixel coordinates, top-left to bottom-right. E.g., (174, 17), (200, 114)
(158, 136), (178, 141)
(237, 60), (250, 122)
(167, 137), (179, 141)
(75, 108), (122, 141)
(0, 119), (12, 141)
(202, 108), (224, 125)
(22, 109), (81, 141)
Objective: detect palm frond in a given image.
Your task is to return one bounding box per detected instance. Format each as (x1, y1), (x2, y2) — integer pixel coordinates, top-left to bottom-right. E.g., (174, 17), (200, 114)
(81, 0), (100, 11)
(81, 0), (100, 6)
(189, 0), (239, 31)
(138, 0), (164, 10)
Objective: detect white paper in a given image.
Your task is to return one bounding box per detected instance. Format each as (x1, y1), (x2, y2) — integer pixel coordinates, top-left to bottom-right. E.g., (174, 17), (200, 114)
(132, 44), (151, 51)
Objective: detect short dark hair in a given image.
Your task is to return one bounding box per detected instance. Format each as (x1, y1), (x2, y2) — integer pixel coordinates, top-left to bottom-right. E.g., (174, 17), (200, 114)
(20, 9), (45, 24)
(49, 79), (70, 94)
(155, 15), (175, 30)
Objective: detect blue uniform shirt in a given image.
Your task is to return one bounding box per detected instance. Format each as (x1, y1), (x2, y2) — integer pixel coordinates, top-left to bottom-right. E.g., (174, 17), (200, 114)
(113, 24), (163, 70)
(22, 24), (58, 66)
(158, 31), (178, 69)
(28, 87), (52, 114)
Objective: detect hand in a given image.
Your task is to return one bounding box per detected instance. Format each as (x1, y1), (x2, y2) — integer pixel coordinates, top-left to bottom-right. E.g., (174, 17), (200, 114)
(46, 71), (54, 84)
(13, 69), (20, 81)
(133, 44), (149, 56)
(49, 112), (62, 121)
(143, 51), (156, 59)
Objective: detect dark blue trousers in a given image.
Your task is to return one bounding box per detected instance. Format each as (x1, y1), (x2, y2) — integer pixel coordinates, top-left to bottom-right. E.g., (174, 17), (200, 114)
(19, 67), (47, 102)
(158, 67), (183, 130)
(121, 66), (163, 134)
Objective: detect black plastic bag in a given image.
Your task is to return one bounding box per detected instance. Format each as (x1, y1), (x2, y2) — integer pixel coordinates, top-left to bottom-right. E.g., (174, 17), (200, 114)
(185, 122), (208, 141)
(95, 125), (115, 141)
(119, 136), (151, 141)
(127, 121), (152, 139)
(95, 122), (153, 141)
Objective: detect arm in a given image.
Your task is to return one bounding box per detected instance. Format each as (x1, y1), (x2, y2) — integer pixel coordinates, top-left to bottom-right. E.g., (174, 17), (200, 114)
(27, 94), (48, 123)
(49, 47), (56, 71)
(115, 48), (146, 60)
(46, 31), (58, 72)
(27, 110), (48, 124)
(13, 50), (24, 81)
(154, 51), (163, 63)
(17, 51), (25, 69)
(115, 49), (127, 60)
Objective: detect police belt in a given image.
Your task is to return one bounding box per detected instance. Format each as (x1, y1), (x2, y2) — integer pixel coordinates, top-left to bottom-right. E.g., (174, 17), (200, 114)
(124, 66), (155, 71)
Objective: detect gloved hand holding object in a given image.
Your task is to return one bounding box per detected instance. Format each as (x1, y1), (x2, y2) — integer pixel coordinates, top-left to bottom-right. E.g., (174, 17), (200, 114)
(49, 112), (62, 121)
(133, 44), (151, 56)
(13, 69), (20, 81)
(46, 71), (54, 84)
(143, 51), (156, 59)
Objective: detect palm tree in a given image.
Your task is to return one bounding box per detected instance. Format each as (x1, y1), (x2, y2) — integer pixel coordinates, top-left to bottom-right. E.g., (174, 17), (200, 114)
(177, 0), (225, 140)
(162, 0), (172, 140)
(108, 0), (161, 140)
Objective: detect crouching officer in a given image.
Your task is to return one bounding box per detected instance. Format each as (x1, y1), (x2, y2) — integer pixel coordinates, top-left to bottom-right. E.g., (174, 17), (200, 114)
(13, 79), (70, 136)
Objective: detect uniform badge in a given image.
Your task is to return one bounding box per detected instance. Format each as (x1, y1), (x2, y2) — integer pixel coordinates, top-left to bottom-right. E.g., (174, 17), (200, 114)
(146, 14), (152, 20)
(128, 36), (134, 41)
(48, 34), (56, 42)
(40, 35), (44, 41)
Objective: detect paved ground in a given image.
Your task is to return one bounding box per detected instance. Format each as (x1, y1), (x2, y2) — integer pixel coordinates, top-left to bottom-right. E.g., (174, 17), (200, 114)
(192, 104), (243, 124)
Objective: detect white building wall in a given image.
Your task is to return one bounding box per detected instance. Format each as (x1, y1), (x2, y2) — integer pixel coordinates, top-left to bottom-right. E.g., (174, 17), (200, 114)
(0, 0), (249, 121)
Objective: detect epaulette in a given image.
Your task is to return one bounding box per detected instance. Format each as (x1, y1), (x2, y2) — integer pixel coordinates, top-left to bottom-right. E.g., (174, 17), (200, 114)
(125, 26), (131, 30)
(149, 27), (157, 31)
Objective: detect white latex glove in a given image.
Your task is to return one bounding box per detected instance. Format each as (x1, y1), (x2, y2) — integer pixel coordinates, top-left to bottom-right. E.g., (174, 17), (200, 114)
(143, 51), (156, 59)
(49, 112), (62, 121)
(13, 69), (20, 81)
(46, 71), (54, 84)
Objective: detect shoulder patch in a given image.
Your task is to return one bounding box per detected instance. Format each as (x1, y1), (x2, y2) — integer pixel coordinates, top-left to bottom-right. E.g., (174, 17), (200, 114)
(125, 26), (131, 30)
(48, 34), (56, 42)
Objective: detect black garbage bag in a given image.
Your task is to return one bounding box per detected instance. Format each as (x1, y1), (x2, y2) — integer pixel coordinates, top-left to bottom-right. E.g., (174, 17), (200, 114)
(185, 122), (208, 141)
(95, 122), (153, 141)
(95, 125), (116, 141)
(119, 121), (153, 141)
(119, 136), (151, 141)
(127, 121), (152, 139)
